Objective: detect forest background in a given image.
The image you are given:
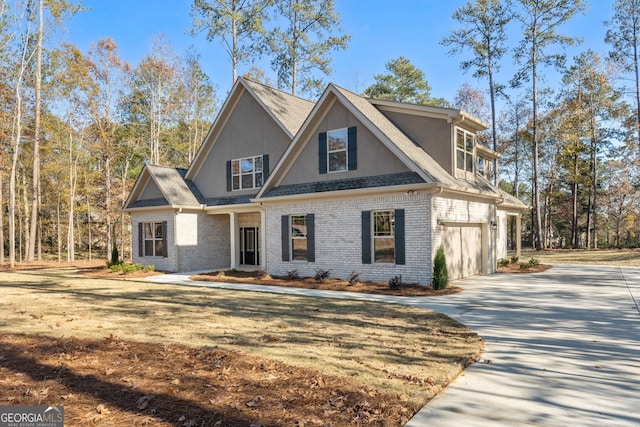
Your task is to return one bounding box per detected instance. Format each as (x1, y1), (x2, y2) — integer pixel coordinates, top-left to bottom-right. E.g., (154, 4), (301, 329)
(1, 0), (639, 266)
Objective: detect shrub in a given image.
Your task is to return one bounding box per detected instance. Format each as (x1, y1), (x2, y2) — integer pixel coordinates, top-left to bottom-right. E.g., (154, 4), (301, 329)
(388, 275), (404, 290)
(109, 263), (145, 275)
(144, 265), (156, 272)
(432, 246), (449, 290)
(286, 270), (300, 280)
(519, 262), (530, 270)
(510, 254), (519, 264)
(529, 257), (540, 266)
(498, 258), (510, 268)
(347, 271), (360, 286)
(314, 268), (331, 281)
(111, 243), (121, 266)
(256, 269), (269, 278)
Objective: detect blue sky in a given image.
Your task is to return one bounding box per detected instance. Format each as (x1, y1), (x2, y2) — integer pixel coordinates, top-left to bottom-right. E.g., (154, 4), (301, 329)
(66, 0), (614, 103)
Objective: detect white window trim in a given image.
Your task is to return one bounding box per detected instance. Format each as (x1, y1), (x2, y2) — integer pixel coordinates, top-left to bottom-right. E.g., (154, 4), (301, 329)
(143, 222), (165, 257)
(232, 155), (263, 191)
(372, 210), (395, 264)
(455, 127), (476, 180)
(327, 127), (348, 174)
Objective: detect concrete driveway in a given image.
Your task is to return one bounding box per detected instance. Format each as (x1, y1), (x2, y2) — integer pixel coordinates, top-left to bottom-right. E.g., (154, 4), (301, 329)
(148, 264), (640, 426)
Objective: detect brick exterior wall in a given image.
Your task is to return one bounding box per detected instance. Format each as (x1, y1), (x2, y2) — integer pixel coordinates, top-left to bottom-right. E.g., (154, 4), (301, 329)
(265, 192), (432, 284)
(132, 211), (231, 272)
(431, 194), (498, 274)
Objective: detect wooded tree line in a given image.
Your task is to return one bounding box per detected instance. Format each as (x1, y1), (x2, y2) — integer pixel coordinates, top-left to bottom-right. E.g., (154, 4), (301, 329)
(3, 0), (640, 267)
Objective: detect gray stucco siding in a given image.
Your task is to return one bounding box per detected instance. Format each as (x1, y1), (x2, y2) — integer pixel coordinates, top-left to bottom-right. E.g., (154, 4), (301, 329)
(280, 102), (410, 186)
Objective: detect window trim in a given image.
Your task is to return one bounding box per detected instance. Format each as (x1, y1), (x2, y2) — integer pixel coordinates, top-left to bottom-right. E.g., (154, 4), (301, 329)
(141, 221), (167, 258)
(372, 210), (396, 264)
(290, 214), (308, 261)
(455, 128), (475, 178)
(327, 127), (349, 173)
(231, 155), (264, 191)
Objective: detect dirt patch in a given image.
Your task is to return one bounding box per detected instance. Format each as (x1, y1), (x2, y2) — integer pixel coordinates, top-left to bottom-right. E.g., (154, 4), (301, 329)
(497, 263), (552, 274)
(0, 333), (414, 426)
(189, 271), (463, 297)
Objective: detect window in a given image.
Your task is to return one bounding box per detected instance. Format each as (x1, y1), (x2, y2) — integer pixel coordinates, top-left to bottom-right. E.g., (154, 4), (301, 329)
(373, 211), (395, 263)
(362, 209), (405, 265)
(319, 127), (357, 174)
(231, 156), (263, 190)
(327, 128), (348, 172)
(290, 215), (308, 261)
(281, 214), (315, 262)
(141, 222), (166, 257)
(456, 129), (475, 173)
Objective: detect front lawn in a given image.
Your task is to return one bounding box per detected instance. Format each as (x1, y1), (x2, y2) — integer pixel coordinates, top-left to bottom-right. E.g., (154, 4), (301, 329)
(0, 268), (482, 426)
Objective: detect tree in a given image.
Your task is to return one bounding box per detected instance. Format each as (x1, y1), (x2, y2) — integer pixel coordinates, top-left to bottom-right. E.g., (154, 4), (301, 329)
(268, 0), (350, 97)
(364, 56), (448, 106)
(512, 0), (585, 249)
(605, 0), (640, 147)
(441, 0), (512, 184)
(190, 0), (271, 85)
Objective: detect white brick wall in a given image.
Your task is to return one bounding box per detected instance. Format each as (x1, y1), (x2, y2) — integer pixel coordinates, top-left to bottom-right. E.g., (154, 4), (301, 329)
(431, 194), (498, 274)
(132, 210), (177, 272)
(265, 192), (432, 284)
(132, 211), (231, 272)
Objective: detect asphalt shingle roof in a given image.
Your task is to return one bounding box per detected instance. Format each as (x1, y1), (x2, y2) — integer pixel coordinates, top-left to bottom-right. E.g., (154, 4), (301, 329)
(145, 165), (201, 207)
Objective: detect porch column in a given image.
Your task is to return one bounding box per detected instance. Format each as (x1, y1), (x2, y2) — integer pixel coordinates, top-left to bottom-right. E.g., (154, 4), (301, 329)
(516, 214), (522, 258)
(260, 209), (267, 270)
(229, 212), (238, 269)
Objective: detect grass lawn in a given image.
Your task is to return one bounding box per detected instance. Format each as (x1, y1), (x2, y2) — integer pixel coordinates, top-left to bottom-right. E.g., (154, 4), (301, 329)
(0, 267), (482, 426)
(521, 248), (640, 266)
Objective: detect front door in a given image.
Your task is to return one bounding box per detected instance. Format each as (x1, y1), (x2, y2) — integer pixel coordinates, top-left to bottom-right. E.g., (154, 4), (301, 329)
(240, 227), (259, 265)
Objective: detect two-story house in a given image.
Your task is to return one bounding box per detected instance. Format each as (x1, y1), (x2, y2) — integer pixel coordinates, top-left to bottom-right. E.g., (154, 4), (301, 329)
(123, 77), (526, 283)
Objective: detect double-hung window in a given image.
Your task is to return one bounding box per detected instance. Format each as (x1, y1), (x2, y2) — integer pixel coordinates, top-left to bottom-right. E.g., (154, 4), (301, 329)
(361, 209), (405, 265)
(140, 222), (167, 257)
(281, 214), (315, 262)
(456, 129), (475, 175)
(327, 128), (348, 172)
(231, 156), (263, 190)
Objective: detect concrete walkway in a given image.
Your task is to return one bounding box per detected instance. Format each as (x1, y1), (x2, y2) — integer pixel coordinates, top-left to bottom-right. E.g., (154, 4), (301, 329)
(147, 265), (640, 426)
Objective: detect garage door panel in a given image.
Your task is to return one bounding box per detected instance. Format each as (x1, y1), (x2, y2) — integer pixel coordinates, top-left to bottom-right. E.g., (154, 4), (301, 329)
(443, 225), (482, 281)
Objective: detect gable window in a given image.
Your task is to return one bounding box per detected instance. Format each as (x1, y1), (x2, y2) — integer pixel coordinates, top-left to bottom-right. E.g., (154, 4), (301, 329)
(281, 214), (315, 262)
(456, 129), (475, 174)
(328, 128), (348, 172)
(319, 127), (357, 174)
(227, 154), (269, 191)
(361, 209), (405, 265)
(139, 221), (167, 257)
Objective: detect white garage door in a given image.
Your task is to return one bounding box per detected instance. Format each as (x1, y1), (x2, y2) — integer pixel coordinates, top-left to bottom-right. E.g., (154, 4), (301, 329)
(442, 225), (483, 280)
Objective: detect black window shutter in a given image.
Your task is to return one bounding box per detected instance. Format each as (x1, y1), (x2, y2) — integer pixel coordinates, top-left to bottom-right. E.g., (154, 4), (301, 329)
(226, 160), (232, 191)
(394, 209), (405, 265)
(161, 221), (168, 258)
(306, 213), (315, 262)
(318, 132), (328, 174)
(281, 215), (290, 262)
(361, 211), (371, 264)
(348, 126), (357, 170)
(262, 154), (269, 181)
(138, 223), (144, 257)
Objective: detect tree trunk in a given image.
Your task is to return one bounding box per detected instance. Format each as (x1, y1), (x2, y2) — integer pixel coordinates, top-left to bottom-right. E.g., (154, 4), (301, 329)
(0, 175), (4, 264)
(27, 0), (43, 262)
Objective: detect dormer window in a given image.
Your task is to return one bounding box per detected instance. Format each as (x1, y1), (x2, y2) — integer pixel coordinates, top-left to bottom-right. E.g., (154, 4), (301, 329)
(456, 129), (475, 174)
(328, 128), (348, 172)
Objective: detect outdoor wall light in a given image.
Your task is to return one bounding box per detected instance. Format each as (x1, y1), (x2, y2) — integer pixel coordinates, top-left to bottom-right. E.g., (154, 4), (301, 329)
(437, 220), (446, 227)
(490, 221), (498, 229)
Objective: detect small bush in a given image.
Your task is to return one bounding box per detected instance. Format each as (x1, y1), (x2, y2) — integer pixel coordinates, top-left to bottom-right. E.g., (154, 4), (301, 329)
(256, 269), (269, 278)
(314, 268), (331, 281)
(388, 275), (404, 290)
(529, 257), (540, 266)
(347, 271), (360, 286)
(111, 243), (121, 267)
(519, 262), (530, 270)
(510, 254), (519, 263)
(498, 258), (510, 268)
(144, 265), (156, 272)
(286, 270), (300, 280)
(432, 246), (449, 290)
(109, 263), (145, 275)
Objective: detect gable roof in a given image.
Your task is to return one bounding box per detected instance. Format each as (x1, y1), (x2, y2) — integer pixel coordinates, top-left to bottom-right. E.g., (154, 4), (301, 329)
(256, 84), (525, 208)
(185, 78), (314, 181)
(123, 164), (202, 211)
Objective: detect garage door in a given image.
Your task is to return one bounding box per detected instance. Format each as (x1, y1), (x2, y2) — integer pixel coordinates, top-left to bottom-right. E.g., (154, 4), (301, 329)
(442, 225), (483, 280)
